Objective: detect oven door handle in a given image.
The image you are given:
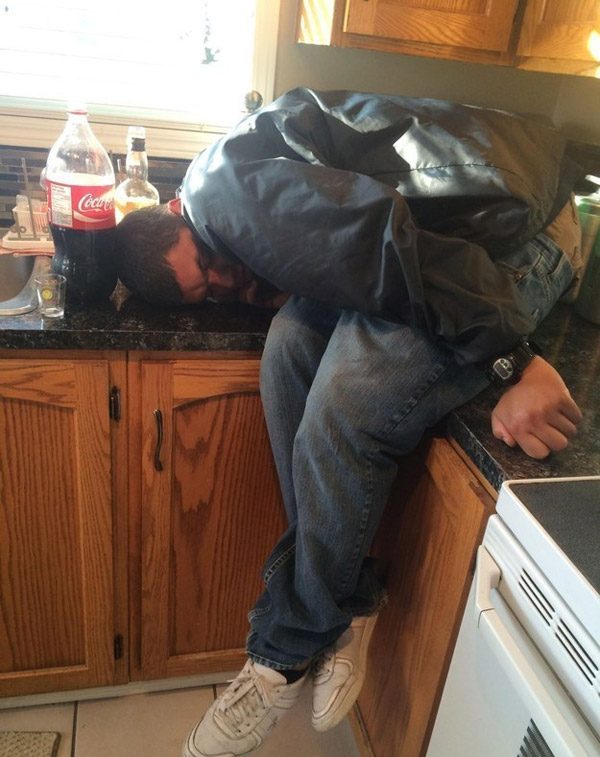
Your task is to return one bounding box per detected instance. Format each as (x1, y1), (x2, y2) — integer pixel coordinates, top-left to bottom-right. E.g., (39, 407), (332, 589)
(474, 544), (501, 622)
(473, 545), (597, 756)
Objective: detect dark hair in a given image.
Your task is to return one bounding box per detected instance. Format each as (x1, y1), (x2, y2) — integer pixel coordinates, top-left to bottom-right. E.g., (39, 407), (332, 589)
(114, 204), (187, 306)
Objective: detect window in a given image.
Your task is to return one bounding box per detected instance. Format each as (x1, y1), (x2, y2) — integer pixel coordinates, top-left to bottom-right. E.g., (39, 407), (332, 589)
(0, 0), (280, 158)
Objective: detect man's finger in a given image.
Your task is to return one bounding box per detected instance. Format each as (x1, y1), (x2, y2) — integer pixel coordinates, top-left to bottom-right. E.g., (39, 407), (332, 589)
(514, 432), (552, 460)
(491, 416), (517, 447)
(560, 397), (583, 425)
(547, 412), (579, 439)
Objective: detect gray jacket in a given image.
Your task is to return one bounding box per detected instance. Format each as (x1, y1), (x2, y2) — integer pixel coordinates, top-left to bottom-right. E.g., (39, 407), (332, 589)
(181, 88), (579, 363)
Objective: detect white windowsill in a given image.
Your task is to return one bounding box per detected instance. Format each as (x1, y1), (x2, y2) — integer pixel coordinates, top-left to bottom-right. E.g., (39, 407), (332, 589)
(0, 103), (230, 160)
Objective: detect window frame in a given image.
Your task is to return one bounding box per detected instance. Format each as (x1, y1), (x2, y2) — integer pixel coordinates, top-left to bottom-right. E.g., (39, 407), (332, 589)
(0, 0), (280, 159)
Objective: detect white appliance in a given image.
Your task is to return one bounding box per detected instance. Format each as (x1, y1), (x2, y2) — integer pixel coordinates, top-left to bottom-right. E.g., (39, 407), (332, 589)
(428, 476), (600, 757)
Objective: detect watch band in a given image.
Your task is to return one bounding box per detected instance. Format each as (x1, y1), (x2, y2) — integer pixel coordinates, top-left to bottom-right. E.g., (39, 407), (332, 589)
(485, 338), (537, 386)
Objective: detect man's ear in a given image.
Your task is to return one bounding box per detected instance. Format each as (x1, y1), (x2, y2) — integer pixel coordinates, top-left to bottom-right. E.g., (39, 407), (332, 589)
(167, 197), (182, 215)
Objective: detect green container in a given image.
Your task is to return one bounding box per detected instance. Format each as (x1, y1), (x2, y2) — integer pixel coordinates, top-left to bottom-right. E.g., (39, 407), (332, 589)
(575, 194), (600, 268)
(576, 228), (600, 325)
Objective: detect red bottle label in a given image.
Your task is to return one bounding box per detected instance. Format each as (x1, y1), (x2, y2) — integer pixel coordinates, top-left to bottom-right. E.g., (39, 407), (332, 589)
(47, 180), (115, 230)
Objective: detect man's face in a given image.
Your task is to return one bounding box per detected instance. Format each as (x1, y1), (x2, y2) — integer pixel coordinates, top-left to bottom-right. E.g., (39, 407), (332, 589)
(165, 226), (250, 304)
(165, 226), (209, 303)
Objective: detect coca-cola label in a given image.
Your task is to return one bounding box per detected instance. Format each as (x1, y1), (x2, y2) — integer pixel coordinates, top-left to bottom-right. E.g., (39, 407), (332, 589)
(47, 180), (115, 230)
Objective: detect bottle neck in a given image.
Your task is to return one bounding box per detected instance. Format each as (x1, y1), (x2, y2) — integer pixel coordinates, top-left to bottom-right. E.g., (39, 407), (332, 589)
(65, 111), (93, 142)
(126, 149), (149, 180)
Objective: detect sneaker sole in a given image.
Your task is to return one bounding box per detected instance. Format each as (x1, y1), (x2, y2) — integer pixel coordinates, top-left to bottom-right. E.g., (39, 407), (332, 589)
(312, 613), (378, 732)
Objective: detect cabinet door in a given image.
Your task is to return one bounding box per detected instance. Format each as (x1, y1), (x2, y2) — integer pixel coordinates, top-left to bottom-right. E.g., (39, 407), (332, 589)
(136, 359), (286, 680)
(0, 359), (115, 696)
(356, 437), (494, 757)
(344, 0), (519, 52)
(517, 0), (600, 73)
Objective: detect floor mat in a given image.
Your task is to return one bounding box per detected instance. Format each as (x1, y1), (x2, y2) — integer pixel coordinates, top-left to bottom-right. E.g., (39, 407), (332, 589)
(0, 731), (60, 757)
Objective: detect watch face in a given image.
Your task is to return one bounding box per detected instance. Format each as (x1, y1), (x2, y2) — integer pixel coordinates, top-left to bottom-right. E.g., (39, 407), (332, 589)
(493, 356), (515, 381)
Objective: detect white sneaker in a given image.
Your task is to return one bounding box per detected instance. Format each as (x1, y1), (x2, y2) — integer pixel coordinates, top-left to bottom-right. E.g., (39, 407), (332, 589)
(311, 614), (378, 732)
(182, 659), (307, 756)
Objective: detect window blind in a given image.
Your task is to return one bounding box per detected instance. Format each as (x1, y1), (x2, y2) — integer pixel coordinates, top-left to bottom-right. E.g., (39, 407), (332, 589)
(0, 0), (279, 157)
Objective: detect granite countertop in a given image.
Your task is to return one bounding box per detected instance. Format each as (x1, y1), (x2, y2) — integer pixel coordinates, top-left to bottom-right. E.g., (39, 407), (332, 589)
(1, 295), (598, 492)
(0, 294), (275, 352)
(448, 304), (600, 489)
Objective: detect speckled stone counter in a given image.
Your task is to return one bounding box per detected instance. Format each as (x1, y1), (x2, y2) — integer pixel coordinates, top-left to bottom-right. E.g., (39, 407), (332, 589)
(1, 296), (598, 492)
(0, 296), (275, 352)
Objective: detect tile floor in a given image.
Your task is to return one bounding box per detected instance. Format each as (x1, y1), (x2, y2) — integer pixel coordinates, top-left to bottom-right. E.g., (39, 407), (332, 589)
(0, 681), (359, 757)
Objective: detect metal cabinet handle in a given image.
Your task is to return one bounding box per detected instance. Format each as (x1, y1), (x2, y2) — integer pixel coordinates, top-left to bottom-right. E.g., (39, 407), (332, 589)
(153, 408), (164, 471)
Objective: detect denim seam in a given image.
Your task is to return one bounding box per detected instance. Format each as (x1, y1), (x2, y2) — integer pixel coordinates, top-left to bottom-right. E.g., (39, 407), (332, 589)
(337, 459), (373, 599)
(498, 235), (566, 284)
(533, 233), (565, 274)
(248, 602), (271, 621)
(247, 651), (305, 671)
(382, 358), (449, 442)
(498, 237), (574, 320)
(263, 543), (296, 584)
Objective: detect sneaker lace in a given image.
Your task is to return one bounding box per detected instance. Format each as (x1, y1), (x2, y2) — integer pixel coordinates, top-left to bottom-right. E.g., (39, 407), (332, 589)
(217, 666), (272, 729)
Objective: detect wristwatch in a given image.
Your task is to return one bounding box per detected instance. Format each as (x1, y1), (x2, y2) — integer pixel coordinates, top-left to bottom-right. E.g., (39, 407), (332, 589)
(485, 339), (537, 386)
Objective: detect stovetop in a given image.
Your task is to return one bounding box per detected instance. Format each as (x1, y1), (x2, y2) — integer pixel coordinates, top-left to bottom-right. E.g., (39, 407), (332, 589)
(496, 476), (600, 642)
(507, 478), (600, 593)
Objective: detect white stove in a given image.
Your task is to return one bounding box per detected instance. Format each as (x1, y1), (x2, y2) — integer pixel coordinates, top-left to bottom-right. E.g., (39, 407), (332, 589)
(428, 476), (600, 756)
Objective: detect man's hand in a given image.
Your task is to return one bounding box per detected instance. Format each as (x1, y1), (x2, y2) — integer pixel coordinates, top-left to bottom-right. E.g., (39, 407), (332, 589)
(491, 356), (582, 459)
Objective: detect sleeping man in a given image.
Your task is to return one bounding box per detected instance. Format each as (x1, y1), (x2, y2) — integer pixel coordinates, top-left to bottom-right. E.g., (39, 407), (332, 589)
(115, 89), (583, 757)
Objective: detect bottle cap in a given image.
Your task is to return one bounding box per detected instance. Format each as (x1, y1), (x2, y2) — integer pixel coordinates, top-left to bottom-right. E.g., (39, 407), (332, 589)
(67, 101), (88, 115)
(127, 126), (146, 152)
(127, 125), (145, 141)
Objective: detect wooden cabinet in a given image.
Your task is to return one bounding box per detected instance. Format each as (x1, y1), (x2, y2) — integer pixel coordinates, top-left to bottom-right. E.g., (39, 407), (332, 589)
(1, 346), (493, 750)
(298, 0), (600, 76)
(0, 350), (284, 697)
(344, 0), (519, 56)
(517, 0), (600, 76)
(0, 353), (128, 696)
(354, 436), (495, 757)
(128, 355), (286, 681)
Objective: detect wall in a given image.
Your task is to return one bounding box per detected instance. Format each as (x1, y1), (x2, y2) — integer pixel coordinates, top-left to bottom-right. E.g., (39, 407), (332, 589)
(553, 76), (600, 145)
(273, 0), (600, 146)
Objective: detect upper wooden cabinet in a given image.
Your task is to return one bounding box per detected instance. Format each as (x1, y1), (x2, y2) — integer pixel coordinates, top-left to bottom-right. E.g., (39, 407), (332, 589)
(344, 0), (519, 54)
(297, 0), (600, 76)
(517, 0), (600, 74)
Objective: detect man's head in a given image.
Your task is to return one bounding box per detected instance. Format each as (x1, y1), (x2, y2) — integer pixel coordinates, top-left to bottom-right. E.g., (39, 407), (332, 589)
(115, 200), (254, 306)
(114, 201), (209, 306)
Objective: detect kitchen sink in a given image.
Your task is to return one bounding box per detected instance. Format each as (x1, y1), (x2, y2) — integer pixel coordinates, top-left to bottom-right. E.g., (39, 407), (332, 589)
(0, 254), (49, 315)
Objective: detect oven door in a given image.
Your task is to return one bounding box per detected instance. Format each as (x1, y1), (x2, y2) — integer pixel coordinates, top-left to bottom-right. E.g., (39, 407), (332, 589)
(427, 545), (600, 757)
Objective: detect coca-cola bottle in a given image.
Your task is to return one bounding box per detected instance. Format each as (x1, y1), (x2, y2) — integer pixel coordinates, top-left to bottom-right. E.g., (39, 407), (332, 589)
(45, 106), (117, 303)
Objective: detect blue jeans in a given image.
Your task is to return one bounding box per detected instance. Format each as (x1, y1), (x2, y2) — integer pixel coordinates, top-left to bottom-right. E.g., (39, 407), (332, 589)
(247, 234), (574, 669)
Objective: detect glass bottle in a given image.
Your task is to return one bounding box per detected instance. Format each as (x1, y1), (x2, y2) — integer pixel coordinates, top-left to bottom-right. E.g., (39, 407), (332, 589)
(115, 126), (160, 222)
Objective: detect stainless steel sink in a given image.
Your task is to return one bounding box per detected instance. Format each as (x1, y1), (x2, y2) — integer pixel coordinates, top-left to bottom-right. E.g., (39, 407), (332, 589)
(0, 254), (50, 315)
